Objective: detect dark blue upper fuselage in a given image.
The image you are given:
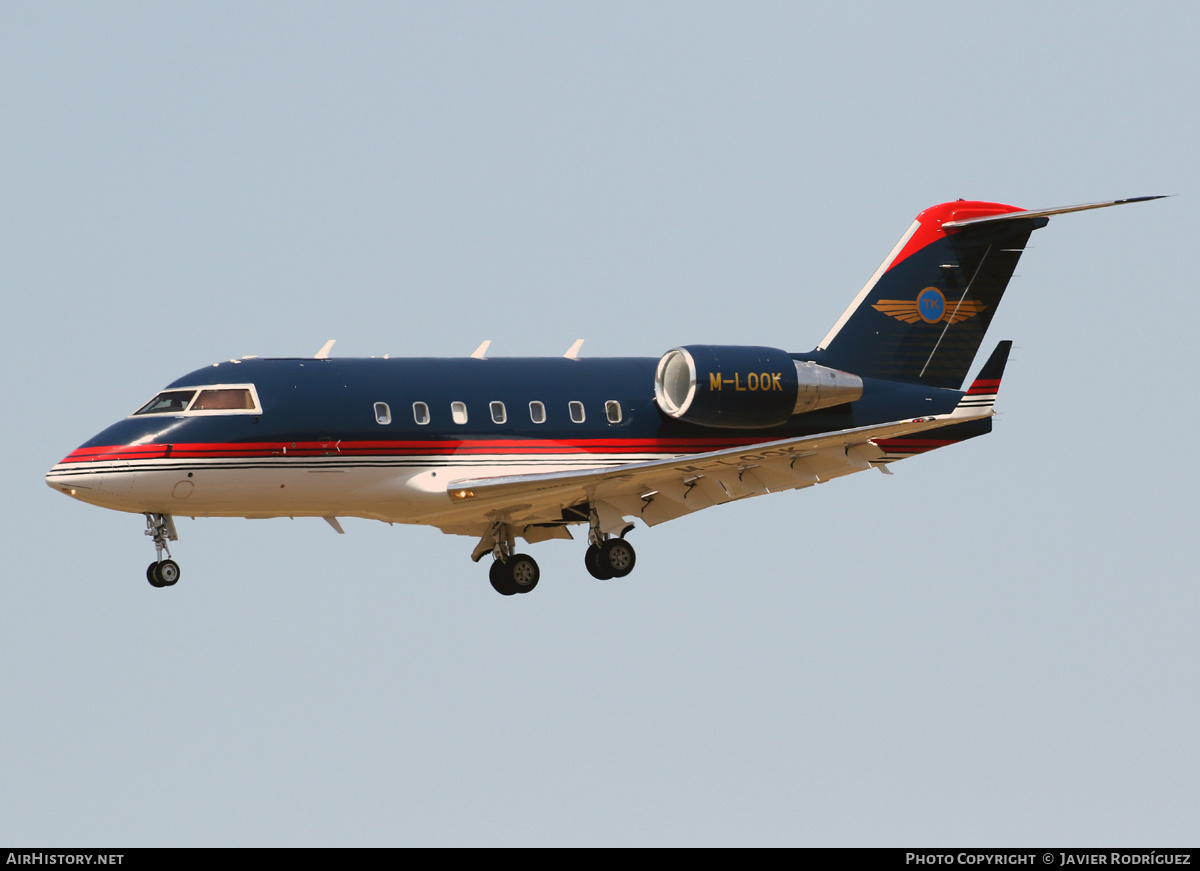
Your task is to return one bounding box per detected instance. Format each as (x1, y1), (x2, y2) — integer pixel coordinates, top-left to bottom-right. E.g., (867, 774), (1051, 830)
(75, 355), (966, 451)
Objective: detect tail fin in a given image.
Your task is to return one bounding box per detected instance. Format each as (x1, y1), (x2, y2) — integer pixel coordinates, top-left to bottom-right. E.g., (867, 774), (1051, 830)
(811, 196), (1163, 390)
(811, 200), (1040, 389)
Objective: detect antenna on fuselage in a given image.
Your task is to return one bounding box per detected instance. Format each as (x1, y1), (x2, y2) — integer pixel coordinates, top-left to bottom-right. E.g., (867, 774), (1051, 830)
(314, 339), (336, 359)
(471, 340), (491, 360)
(564, 339), (584, 360)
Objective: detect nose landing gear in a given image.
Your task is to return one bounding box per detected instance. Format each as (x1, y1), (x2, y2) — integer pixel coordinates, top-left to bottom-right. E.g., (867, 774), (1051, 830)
(144, 513), (180, 588)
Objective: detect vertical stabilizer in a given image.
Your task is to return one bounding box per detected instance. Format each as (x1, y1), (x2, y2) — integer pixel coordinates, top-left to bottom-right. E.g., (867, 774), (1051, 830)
(811, 201), (1046, 389)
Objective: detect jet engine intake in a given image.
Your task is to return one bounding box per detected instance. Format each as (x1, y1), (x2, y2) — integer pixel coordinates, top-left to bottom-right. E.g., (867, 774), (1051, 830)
(654, 345), (862, 429)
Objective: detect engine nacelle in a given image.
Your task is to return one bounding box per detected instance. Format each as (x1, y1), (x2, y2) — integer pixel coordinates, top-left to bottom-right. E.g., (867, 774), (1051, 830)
(654, 345), (863, 429)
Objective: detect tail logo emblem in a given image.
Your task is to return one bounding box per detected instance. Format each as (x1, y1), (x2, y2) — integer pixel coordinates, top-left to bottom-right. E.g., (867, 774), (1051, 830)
(872, 287), (988, 325)
(916, 287), (945, 323)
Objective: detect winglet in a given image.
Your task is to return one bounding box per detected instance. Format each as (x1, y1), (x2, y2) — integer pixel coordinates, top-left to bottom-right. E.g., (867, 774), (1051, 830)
(314, 339), (336, 359)
(564, 339), (584, 360)
(471, 340), (491, 360)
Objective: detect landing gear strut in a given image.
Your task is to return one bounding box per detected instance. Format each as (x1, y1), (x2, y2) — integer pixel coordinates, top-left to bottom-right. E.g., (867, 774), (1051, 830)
(144, 513), (180, 588)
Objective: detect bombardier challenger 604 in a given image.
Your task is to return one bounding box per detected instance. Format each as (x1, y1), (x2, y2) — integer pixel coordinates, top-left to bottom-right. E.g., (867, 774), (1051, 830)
(46, 197), (1160, 594)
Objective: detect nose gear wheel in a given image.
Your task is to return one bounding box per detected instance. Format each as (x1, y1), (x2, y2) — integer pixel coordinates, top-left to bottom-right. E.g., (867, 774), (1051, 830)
(147, 559), (180, 587)
(143, 513), (181, 588)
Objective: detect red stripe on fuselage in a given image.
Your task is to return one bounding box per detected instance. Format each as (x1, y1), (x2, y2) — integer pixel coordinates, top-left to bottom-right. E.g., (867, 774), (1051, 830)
(58, 436), (772, 464)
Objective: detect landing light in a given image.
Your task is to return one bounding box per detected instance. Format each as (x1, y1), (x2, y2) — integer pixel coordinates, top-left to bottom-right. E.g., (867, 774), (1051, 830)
(450, 489), (475, 501)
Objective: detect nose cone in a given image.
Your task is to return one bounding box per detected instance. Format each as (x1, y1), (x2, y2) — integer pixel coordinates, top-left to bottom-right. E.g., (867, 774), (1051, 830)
(46, 440), (130, 505)
(46, 448), (138, 510)
(48, 415), (180, 511)
(46, 448), (90, 499)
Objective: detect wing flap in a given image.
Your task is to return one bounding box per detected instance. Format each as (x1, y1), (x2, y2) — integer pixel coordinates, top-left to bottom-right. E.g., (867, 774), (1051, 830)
(638, 494), (694, 527)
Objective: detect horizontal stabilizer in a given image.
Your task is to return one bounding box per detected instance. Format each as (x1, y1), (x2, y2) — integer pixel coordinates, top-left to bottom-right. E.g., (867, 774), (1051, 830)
(942, 196), (1165, 230)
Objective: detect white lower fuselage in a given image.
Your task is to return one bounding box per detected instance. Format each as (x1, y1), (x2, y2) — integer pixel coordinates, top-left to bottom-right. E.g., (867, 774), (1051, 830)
(46, 451), (673, 525)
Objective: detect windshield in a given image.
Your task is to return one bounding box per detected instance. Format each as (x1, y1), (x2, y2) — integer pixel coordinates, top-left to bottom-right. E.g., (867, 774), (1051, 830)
(192, 388), (255, 411)
(130, 384), (260, 417)
(133, 390), (196, 416)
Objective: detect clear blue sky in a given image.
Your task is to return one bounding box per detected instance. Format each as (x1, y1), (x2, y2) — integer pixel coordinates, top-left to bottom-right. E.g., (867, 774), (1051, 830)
(2, 1), (1196, 846)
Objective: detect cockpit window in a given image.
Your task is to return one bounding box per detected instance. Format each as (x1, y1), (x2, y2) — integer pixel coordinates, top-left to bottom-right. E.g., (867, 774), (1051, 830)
(129, 384), (260, 417)
(192, 388), (255, 411)
(133, 390), (196, 415)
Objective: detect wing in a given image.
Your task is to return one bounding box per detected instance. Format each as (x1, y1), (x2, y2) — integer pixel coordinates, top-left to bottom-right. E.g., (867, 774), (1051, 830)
(431, 401), (991, 543)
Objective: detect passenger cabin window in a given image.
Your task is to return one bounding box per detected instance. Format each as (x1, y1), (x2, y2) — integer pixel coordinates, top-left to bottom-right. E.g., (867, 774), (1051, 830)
(605, 400), (622, 424)
(413, 402), (430, 425)
(529, 401), (546, 424)
(374, 402), (392, 425)
(569, 401), (585, 423)
(192, 388), (255, 411)
(451, 401), (468, 425)
(134, 390), (196, 415)
(490, 401), (506, 424)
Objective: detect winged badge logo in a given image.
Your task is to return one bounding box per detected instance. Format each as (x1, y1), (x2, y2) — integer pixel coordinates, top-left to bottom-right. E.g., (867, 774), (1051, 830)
(873, 286), (988, 325)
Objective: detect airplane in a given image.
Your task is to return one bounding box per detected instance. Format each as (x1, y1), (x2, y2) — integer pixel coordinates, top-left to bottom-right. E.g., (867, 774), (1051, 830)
(45, 196), (1161, 595)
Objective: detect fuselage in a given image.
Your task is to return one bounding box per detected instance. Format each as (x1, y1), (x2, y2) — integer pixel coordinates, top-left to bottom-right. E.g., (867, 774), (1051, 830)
(44, 197), (1158, 593)
(45, 354), (965, 525)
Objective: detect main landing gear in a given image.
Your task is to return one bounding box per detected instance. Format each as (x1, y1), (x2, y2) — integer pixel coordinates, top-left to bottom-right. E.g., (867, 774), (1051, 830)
(144, 513), (180, 588)
(476, 516), (639, 596)
(489, 553), (540, 596)
(584, 526), (637, 581)
(479, 521), (541, 596)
